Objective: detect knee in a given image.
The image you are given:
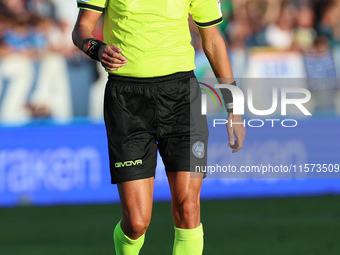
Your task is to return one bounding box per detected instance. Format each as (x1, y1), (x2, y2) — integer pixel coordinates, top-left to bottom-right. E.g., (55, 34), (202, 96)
(130, 217), (150, 235)
(172, 197), (200, 227)
(123, 214), (151, 238)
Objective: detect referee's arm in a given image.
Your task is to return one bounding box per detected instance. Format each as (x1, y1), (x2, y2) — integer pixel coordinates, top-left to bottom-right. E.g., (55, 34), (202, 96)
(198, 26), (246, 153)
(72, 9), (127, 71)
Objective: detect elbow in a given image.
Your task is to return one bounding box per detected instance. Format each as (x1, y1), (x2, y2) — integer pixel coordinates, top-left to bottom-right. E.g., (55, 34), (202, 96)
(71, 28), (78, 47)
(71, 26), (84, 50)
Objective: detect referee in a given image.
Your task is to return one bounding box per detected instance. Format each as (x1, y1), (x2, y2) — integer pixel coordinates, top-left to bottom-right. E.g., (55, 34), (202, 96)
(72, 0), (245, 254)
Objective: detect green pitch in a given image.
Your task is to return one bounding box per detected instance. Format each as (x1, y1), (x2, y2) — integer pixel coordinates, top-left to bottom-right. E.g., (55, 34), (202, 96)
(1, 196), (340, 255)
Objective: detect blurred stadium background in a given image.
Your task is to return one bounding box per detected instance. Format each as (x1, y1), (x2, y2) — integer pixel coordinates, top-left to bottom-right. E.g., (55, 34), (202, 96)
(0, 0), (340, 254)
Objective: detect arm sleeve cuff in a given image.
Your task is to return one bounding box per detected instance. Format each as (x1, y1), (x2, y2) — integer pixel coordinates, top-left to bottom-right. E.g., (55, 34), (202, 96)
(194, 16), (223, 28)
(77, 3), (104, 13)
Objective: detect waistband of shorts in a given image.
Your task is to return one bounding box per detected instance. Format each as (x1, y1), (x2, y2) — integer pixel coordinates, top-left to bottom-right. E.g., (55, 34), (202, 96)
(108, 71), (195, 84)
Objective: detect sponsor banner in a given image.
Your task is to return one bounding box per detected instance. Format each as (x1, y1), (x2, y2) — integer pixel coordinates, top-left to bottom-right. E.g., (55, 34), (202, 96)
(0, 117), (340, 207)
(200, 115), (340, 200)
(0, 120), (170, 207)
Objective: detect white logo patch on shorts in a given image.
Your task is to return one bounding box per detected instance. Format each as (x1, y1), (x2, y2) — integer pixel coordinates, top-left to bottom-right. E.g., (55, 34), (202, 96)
(192, 141), (205, 159)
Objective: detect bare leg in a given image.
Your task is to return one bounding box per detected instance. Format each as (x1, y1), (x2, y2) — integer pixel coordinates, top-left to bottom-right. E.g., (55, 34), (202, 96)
(167, 172), (203, 228)
(117, 177), (154, 239)
(167, 172), (204, 255)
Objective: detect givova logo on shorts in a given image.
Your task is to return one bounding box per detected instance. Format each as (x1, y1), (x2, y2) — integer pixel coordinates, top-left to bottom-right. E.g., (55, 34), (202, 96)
(115, 159), (143, 168)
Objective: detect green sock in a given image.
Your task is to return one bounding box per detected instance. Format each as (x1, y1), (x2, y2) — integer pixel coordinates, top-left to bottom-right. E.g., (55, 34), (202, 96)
(113, 221), (145, 255)
(173, 223), (204, 255)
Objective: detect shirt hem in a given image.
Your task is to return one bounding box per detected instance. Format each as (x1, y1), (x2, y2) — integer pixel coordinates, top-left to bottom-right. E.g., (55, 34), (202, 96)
(77, 2), (104, 13)
(195, 16), (223, 28)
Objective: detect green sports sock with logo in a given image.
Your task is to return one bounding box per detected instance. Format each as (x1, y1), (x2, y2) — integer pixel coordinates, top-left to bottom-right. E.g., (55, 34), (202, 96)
(113, 221), (145, 255)
(173, 223), (204, 255)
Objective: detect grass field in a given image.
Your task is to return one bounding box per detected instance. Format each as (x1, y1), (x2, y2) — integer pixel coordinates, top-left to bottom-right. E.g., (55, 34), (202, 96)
(1, 195), (340, 255)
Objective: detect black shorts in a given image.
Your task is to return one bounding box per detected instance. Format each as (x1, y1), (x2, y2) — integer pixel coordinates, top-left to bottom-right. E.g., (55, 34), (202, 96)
(104, 71), (208, 184)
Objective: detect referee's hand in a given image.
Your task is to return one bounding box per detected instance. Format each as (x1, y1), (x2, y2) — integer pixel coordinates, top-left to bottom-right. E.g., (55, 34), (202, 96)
(98, 45), (128, 71)
(227, 113), (246, 153)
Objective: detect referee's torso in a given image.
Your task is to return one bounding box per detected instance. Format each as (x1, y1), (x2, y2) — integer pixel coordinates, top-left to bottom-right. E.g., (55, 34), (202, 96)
(77, 0), (223, 77)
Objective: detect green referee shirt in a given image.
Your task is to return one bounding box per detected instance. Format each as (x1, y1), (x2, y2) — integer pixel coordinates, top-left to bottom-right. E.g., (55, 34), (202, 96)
(77, 0), (223, 77)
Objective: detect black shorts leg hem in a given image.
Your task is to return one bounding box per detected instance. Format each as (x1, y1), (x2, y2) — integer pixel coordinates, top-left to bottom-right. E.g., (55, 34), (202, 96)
(111, 172), (155, 184)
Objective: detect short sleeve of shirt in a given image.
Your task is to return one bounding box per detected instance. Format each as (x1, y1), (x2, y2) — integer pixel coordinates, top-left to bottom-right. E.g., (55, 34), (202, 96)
(77, 0), (108, 13)
(189, 0), (223, 28)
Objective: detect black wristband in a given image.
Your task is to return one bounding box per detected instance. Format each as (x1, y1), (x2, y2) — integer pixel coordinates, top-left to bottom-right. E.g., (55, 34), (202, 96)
(220, 80), (237, 113)
(83, 38), (106, 61)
